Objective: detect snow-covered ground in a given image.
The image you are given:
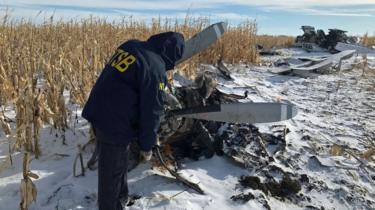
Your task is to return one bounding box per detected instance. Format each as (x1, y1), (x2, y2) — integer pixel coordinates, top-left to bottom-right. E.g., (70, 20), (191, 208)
(1, 49), (375, 210)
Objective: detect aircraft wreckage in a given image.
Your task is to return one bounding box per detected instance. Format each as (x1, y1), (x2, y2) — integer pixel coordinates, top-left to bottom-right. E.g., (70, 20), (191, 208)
(260, 25), (375, 76)
(73, 22), (299, 198)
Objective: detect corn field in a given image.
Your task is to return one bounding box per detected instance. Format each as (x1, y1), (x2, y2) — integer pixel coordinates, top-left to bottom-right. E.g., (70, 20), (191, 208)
(257, 35), (295, 49)
(362, 32), (375, 47)
(0, 15), (258, 209)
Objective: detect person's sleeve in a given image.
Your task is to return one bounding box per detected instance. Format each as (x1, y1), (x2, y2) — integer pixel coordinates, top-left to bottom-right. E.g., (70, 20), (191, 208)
(137, 67), (164, 151)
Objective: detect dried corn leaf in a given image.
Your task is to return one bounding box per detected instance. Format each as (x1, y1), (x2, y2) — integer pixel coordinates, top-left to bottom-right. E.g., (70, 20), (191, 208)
(28, 172), (39, 179)
(362, 148), (375, 161)
(0, 116), (12, 136)
(330, 144), (344, 156)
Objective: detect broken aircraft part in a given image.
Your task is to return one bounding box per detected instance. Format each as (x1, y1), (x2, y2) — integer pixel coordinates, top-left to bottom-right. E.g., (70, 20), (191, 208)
(295, 25), (357, 52)
(291, 50), (355, 71)
(335, 42), (375, 54)
(175, 102), (297, 124)
(176, 22), (227, 65)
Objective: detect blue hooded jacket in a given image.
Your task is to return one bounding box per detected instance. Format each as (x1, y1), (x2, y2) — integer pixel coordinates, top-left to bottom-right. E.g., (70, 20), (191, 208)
(82, 32), (185, 151)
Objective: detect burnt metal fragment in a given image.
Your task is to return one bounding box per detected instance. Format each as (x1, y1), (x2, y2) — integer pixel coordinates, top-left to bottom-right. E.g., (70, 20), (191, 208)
(238, 175), (302, 198)
(230, 192), (255, 203)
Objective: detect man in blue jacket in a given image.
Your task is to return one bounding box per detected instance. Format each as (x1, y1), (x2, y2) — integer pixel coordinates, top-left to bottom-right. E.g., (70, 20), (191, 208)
(82, 32), (185, 210)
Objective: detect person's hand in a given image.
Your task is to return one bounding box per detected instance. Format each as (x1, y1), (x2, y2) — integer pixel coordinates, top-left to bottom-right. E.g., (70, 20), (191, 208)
(140, 150), (152, 161)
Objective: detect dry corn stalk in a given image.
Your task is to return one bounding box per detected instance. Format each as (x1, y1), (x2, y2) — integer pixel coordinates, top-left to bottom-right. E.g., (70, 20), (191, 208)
(256, 35), (294, 49)
(0, 115), (12, 136)
(0, 114), (13, 166)
(15, 86), (34, 152)
(20, 152), (38, 210)
(32, 89), (43, 158)
(361, 32), (375, 47)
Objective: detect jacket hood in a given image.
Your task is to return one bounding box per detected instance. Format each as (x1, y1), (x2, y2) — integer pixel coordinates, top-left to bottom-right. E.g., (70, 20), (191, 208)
(147, 32), (185, 70)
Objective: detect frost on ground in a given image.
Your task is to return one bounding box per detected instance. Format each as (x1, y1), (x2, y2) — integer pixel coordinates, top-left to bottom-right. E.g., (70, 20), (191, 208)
(1, 49), (375, 210)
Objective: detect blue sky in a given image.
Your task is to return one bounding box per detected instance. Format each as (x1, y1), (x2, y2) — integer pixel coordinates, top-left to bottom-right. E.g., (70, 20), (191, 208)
(1, 0), (375, 35)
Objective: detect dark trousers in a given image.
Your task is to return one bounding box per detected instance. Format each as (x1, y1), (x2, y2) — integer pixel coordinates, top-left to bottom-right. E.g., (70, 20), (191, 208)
(96, 130), (129, 210)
